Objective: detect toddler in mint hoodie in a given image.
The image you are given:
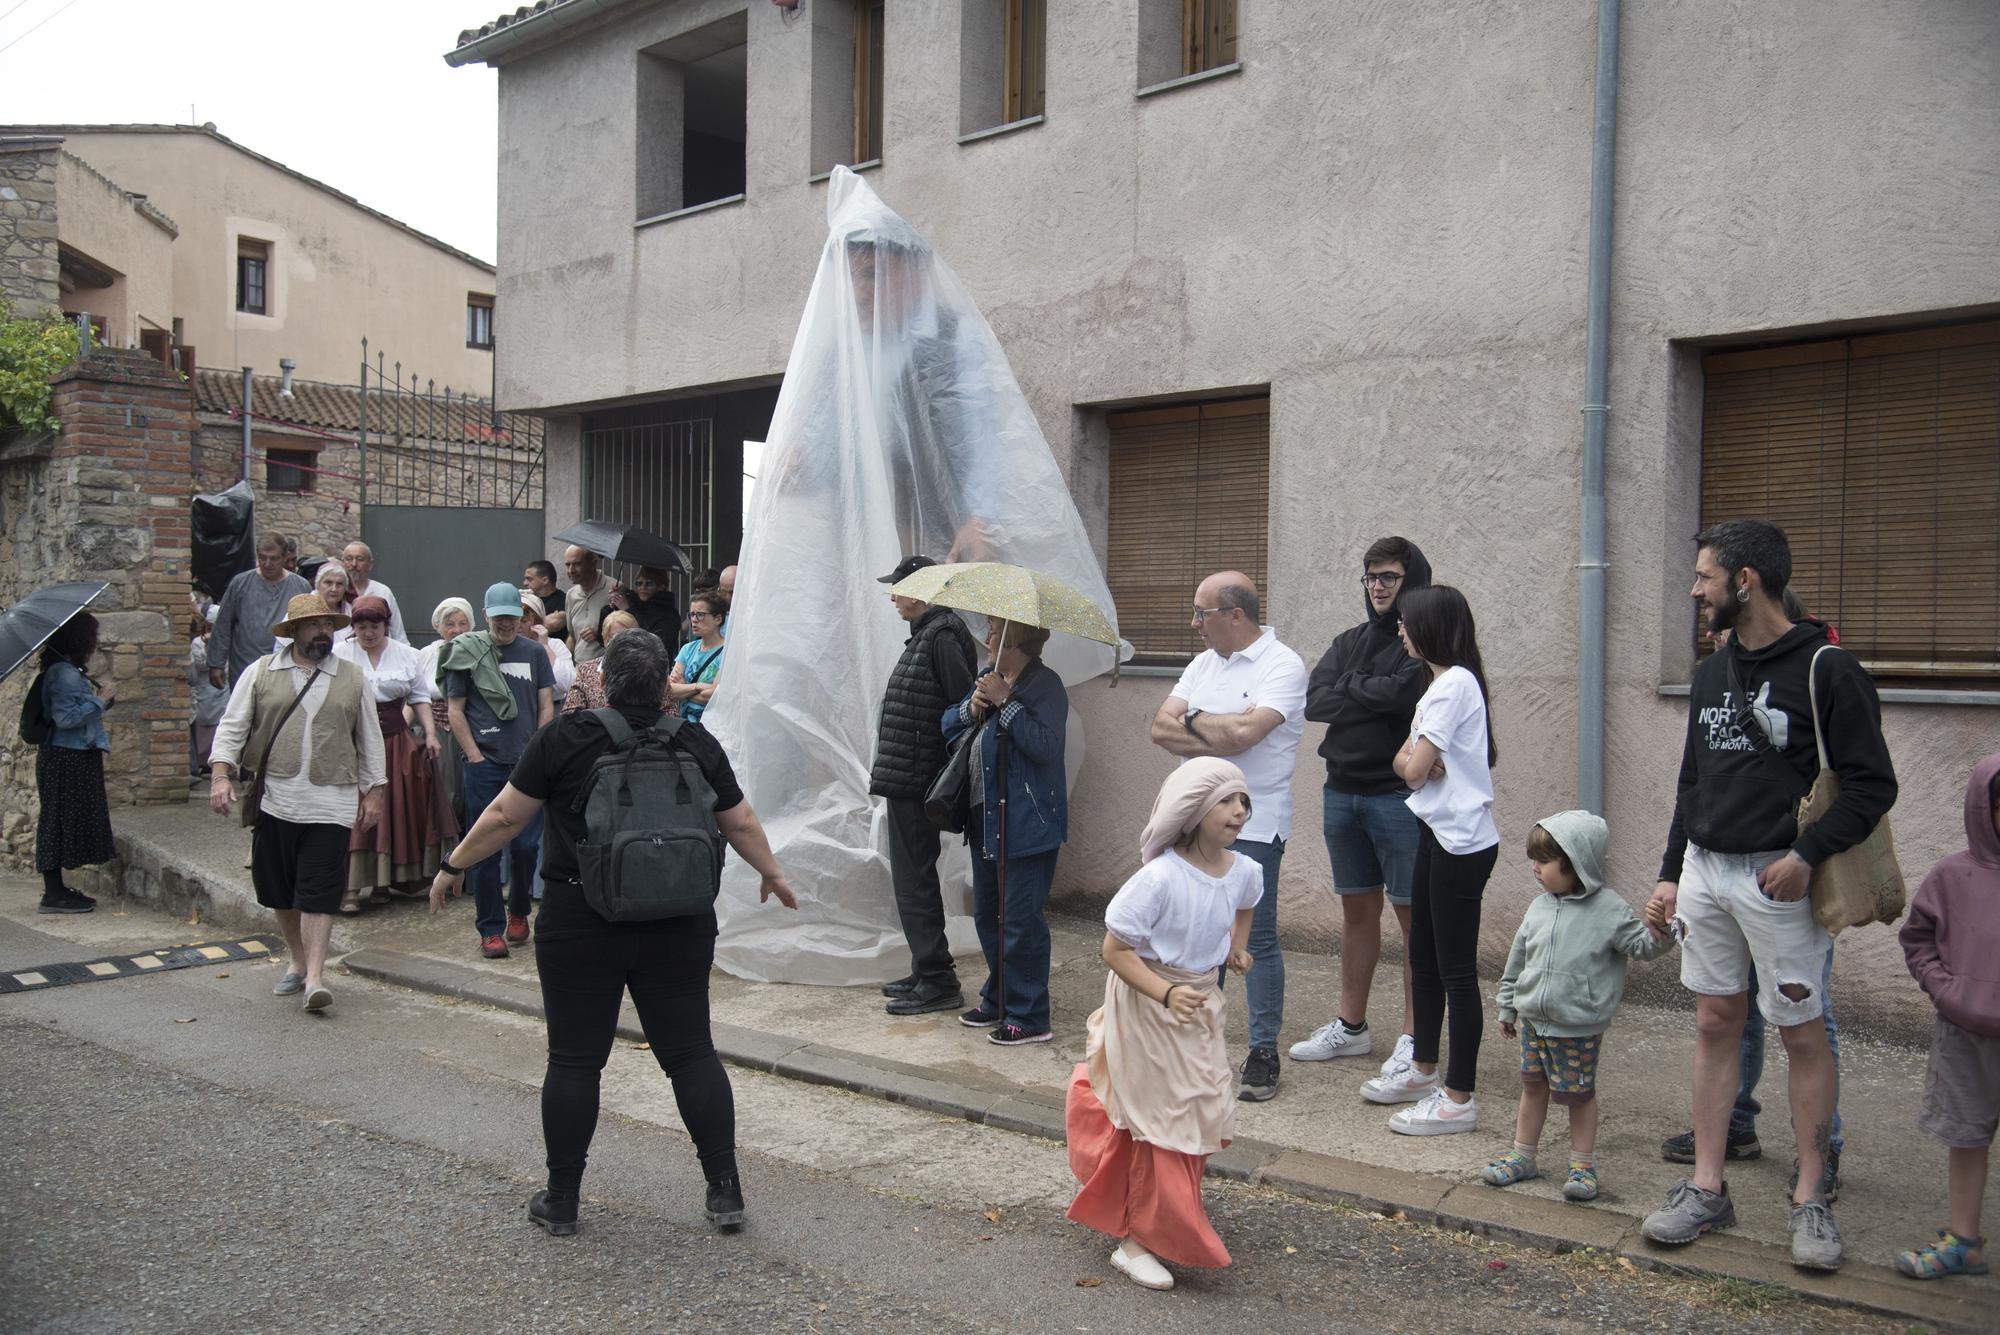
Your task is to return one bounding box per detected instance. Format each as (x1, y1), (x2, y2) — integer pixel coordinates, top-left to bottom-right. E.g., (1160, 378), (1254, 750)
(1484, 810), (1674, 1201)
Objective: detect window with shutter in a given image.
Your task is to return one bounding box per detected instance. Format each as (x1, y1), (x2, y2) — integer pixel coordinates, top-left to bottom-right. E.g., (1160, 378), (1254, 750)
(1107, 396), (1270, 665)
(854, 0), (885, 163)
(1004, 0), (1047, 123)
(1698, 319), (2000, 683)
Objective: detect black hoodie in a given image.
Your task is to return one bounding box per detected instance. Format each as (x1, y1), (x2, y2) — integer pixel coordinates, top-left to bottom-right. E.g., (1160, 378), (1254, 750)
(1658, 618), (1898, 882)
(1305, 542), (1433, 794)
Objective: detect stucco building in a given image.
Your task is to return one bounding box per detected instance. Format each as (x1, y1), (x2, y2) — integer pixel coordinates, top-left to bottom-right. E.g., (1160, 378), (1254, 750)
(448, 0), (2000, 1032)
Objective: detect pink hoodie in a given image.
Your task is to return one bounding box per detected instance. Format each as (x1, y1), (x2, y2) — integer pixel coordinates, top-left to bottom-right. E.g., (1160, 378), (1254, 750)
(1901, 752), (2000, 1038)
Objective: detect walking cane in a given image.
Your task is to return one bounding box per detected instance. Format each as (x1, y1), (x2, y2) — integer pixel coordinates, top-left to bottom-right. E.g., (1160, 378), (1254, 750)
(994, 725), (1011, 1029)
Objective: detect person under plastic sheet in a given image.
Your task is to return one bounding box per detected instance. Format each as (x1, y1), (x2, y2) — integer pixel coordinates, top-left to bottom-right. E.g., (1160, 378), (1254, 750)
(703, 168), (1120, 986)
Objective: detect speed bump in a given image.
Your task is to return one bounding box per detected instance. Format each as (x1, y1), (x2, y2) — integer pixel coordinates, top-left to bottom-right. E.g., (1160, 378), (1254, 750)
(0, 936), (284, 995)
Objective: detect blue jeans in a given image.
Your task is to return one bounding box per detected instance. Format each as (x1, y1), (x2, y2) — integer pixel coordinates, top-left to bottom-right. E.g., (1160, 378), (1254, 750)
(1322, 788), (1419, 905)
(970, 842), (1060, 1032)
(1734, 946), (1844, 1155)
(463, 758), (541, 940)
(1228, 837), (1286, 1052)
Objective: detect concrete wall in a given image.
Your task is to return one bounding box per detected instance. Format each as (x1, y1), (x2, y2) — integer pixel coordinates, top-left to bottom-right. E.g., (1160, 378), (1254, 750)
(0, 143), (59, 315)
(52, 151), (177, 346)
(483, 0), (2000, 1035)
(40, 129), (496, 389)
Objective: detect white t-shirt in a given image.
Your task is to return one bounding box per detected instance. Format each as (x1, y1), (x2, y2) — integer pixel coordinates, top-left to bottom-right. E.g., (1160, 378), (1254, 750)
(1104, 849), (1265, 973)
(335, 637), (433, 705)
(1403, 665), (1499, 855)
(1169, 627), (1308, 843)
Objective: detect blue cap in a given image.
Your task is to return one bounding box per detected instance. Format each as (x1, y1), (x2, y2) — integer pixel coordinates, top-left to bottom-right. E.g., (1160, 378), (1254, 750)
(483, 581), (524, 618)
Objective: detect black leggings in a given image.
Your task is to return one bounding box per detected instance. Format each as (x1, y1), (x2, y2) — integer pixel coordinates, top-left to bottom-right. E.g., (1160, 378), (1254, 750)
(535, 923), (737, 1193)
(1408, 823), (1498, 1094)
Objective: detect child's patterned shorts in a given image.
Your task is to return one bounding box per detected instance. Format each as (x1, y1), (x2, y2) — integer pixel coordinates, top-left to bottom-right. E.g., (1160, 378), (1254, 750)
(1520, 1023), (1603, 1106)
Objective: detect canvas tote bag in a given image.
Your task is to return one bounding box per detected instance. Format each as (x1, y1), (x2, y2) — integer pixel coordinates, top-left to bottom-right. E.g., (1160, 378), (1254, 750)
(1796, 645), (1907, 933)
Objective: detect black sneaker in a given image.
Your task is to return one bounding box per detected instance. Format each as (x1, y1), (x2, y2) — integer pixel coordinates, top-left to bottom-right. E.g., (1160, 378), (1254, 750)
(880, 974), (919, 998)
(959, 1003), (1000, 1029)
(989, 1022), (1053, 1046)
(1238, 1047), (1280, 1102)
(1660, 1125), (1761, 1164)
(37, 887), (96, 915)
(886, 980), (964, 1016)
(528, 1189), (578, 1237)
(705, 1174), (746, 1229)
(1789, 1148), (1841, 1204)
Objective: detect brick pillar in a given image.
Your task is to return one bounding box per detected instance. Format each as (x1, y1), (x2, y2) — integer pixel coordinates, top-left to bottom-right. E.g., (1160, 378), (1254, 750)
(42, 349), (198, 806)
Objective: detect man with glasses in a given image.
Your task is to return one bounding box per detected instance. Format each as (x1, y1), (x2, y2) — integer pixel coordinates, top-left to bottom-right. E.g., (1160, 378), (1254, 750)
(1293, 538), (1433, 1080)
(1149, 571), (1308, 1101)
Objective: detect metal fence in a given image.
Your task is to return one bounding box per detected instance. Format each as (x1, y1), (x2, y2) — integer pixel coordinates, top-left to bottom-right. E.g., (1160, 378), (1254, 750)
(359, 340), (543, 509)
(581, 417), (716, 610)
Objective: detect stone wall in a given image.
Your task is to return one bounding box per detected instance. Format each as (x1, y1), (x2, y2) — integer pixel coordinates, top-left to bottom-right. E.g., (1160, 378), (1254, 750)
(0, 142), (59, 316)
(195, 418), (363, 569)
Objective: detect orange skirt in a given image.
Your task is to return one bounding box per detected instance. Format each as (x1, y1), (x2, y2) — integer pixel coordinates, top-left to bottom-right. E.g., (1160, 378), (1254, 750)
(1065, 1062), (1231, 1268)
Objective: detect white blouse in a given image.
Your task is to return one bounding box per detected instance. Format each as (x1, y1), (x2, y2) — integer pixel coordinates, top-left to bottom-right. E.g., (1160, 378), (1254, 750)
(1103, 850), (1264, 973)
(335, 637), (434, 706)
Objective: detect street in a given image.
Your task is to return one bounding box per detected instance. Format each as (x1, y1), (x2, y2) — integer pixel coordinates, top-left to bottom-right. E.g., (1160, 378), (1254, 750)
(0, 902), (1915, 1335)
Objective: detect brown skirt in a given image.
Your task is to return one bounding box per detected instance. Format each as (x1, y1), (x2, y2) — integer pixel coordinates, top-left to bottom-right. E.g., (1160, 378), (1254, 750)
(348, 705), (455, 890)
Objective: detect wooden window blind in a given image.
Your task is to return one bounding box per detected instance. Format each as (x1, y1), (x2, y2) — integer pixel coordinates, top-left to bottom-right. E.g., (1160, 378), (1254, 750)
(1183, 0), (1238, 76)
(853, 0), (885, 162)
(1108, 396), (1270, 664)
(1004, 0), (1047, 123)
(1699, 320), (2000, 681)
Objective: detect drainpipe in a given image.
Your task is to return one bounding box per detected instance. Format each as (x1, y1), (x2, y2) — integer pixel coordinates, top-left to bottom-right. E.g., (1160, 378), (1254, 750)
(1577, 0), (1621, 815)
(241, 366), (254, 484)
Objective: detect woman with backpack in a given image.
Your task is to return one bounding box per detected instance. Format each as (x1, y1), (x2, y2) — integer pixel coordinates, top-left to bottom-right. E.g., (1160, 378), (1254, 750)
(29, 613), (116, 914)
(428, 629), (798, 1238)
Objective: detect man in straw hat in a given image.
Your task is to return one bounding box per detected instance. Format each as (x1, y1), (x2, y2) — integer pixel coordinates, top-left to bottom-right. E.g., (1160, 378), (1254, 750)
(209, 594), (386, 1013)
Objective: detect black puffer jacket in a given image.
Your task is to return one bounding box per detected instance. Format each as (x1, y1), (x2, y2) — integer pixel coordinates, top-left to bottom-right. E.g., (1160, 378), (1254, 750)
(870, 606), (978, 799)
(1305, 541), (1433, 795)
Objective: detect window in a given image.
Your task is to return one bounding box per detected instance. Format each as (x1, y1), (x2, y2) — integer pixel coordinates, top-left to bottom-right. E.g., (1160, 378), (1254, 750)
(636, 13), (748, 220)
(853, 0), (885, 163)
(236, 239), (269, 315)
(266, 448), (316, 494)
(1138, 0), (1238, 90)
(959, 0), (1045, 137)
(1698, 319), (2000, 683)
(1106, 396), (1270, 664)
(467, 294), (495, 349)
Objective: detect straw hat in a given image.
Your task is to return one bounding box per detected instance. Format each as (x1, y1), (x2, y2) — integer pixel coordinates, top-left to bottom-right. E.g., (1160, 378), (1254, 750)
(271, 593), (352, 637)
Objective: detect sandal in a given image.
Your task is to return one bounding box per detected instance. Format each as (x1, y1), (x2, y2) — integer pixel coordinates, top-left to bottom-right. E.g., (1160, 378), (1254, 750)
(1562, 1162), (1599, 1201)
(1481, 1150), (1538, 1187)
(1895, 1230), (1988, 1280)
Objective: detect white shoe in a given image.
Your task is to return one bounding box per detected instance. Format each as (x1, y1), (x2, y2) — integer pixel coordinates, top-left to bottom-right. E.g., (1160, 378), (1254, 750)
(1359, 1063), (1438, 1105)
(1289, 1020), (1373, 1062)
(1388, 1088), (1478, 1136)
(1111, 1240), (1174, 1291)
(1379, 1032), (1415, 1076)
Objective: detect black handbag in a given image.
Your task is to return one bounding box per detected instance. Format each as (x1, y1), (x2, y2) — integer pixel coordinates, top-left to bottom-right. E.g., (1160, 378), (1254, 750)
(923, 716), (985, 833)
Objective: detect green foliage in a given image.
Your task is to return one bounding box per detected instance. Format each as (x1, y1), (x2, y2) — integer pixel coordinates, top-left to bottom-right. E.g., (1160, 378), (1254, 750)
(0, 298), (81, 435)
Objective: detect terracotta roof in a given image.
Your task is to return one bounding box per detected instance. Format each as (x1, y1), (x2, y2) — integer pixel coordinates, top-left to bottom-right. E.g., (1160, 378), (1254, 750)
(0, 124), (493, 272)
(194, 368), (537, 450)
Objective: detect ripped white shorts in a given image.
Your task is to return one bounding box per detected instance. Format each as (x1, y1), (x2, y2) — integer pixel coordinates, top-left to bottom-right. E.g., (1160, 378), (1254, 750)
(1677, 844), (1831, 1028)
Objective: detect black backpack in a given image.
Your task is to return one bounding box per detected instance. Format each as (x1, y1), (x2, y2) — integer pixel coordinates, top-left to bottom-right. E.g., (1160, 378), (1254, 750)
(571, 709), (725, 922)
(17, 669), (52, 745)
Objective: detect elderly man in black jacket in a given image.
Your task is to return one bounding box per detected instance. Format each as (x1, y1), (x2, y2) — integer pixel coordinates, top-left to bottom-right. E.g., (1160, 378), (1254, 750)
(871, 555), (979, 1015)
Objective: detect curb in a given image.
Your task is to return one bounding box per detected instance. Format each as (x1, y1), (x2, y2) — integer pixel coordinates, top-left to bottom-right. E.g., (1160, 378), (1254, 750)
(107, 825), (269, 937)
(345, 947), (1986, 1333)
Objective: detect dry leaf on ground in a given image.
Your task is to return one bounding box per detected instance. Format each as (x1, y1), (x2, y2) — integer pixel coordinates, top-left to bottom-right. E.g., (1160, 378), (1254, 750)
(1074, 1278), (1102, 1288)
(983, 1208), (1003, 1224)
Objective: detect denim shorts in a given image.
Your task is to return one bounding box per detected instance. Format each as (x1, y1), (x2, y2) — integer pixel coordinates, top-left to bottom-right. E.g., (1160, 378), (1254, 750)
(1678, 845), (1832, 1028)
(1322, 786), (1420, 906)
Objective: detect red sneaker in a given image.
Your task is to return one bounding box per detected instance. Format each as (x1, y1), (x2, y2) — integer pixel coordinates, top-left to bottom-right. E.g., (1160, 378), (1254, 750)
(481, 934), (510, 959)
(505, 913), (531, 945)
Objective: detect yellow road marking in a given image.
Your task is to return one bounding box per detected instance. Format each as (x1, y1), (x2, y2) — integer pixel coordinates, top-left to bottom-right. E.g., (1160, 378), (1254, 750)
(132, 956), (164, 970)
(196, 946), (229, 961)
(239, 940), (271, 954)
(86, 962), (122, 977)
(12, 972), (48, 986)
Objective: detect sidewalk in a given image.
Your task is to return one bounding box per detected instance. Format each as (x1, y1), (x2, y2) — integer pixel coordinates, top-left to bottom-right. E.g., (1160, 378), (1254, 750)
(75, 804), (2000, 1330)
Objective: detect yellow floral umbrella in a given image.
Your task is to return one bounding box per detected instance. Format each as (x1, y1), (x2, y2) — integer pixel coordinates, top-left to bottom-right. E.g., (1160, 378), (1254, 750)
(887, 562), (1119, 647)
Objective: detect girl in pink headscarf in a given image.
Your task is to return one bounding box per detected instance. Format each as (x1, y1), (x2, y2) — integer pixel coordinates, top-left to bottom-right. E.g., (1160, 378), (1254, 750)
(1065, 757), (1261, 1291)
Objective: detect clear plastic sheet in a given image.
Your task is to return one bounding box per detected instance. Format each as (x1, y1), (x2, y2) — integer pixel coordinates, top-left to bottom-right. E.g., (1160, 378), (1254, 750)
(704, 168), (1120, 985)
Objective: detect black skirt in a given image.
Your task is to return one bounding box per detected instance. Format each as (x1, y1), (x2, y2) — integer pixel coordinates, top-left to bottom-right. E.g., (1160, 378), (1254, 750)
(36, 744), (115, 872)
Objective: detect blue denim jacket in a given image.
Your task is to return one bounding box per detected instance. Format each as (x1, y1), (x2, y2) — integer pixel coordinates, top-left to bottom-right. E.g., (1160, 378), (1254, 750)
(43, 660), (109, 752)
(942, 659), (1068, 860)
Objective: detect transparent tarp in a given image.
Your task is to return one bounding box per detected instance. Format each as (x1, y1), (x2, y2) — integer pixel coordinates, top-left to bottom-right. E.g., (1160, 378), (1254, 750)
(704, 168), (1119, 985)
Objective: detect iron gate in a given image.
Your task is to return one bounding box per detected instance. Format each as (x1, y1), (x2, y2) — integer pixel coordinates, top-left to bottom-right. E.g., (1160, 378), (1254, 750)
(580, 417), (716, 619)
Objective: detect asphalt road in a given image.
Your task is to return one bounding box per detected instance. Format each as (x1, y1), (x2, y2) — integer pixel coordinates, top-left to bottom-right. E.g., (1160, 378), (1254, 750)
(0, 908), (1904, 1334)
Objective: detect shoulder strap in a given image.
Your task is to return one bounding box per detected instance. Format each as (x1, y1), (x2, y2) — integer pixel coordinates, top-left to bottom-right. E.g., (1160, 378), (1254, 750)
(592, 707), (634, 748)
(1805, 643), (1835, 772)
(252, 663), (324, 777)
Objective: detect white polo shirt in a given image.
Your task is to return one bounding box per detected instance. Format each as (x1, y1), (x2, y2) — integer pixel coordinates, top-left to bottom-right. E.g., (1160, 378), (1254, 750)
(1169, 626), (1309, 843)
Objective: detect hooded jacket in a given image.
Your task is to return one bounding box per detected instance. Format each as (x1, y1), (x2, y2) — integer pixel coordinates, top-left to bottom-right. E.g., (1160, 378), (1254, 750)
(1496, 810), (1675, 1037)
(1900, 752), (2000, 1038)
(1305, 541), (1433, 794)
(1658, 619), (1897, 882)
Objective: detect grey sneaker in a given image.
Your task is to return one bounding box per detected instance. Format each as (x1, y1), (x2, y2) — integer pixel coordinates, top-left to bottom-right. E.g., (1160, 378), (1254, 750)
(272, 972), (306, 996)
(1789, 1200), (1843, 1272)
(1641, 1178), (1736, 1245)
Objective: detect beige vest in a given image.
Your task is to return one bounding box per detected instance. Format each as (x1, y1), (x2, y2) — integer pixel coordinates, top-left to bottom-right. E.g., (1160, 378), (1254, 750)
(243, 654), (365, 786)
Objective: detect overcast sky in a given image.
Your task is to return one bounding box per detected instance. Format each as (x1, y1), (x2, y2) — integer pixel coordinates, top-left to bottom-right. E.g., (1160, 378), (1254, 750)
(0, 0), (500, 261)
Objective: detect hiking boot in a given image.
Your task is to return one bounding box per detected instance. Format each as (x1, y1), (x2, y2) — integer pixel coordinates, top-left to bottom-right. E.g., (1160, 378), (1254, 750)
(1641, 1179), (1736, 1245)
(880, 974), (919, 998)
(1660, 1125), (1760, 1164)
(528, 1189), (578, 1237)
(1389, 1089), (1478, 1136)
(1789, 1148), (1841, 1204)
(505, 913), (531, 945)
(989, 1023), (1054, 1046)
(885, 980), (963, 1016)
(1289, 1019), (1373, 1062)
(958, 1003), (1000, 1029)
(1790, 1199), (1843, 1272)
(481, 934), (510, 959)
(1238, 1048), (1280, 1101)
(36, 888), (96, 915)
(705, 1174), (746, 1229)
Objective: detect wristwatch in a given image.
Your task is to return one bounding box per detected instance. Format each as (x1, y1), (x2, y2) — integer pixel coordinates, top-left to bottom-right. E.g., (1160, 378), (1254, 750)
(1182, 707), (1205, 734)
(438, 855), (464, 876)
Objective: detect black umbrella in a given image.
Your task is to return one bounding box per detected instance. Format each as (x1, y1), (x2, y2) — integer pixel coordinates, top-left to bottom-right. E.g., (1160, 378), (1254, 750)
(552, 521), (694, 576)
(0, 582), (110, 684)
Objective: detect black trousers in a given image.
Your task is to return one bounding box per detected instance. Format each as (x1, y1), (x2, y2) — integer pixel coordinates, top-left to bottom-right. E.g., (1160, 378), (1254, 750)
(1408, 823), (1498, 1094)
(887, 796), (957, 986)
(535, 922), (736, 1193)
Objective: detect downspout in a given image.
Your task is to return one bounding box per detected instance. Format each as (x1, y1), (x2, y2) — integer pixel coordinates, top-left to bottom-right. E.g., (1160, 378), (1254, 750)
(1577, 0), (1621, 815)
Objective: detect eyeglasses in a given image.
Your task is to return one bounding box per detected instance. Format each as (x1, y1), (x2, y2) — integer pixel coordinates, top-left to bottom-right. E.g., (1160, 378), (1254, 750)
(1191, 606), (1228, 622)
(688, 611), (715, 622)
(1361, 573), (1405, 589)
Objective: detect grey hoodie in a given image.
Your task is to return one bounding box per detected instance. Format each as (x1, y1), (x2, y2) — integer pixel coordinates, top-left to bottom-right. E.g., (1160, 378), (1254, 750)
(1496, 810), (1675, 1038)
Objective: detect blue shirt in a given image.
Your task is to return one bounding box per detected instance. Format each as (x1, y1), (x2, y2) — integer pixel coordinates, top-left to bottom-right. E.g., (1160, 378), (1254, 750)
(43, 660), (109, 751)
(673, 639), (726, 724)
